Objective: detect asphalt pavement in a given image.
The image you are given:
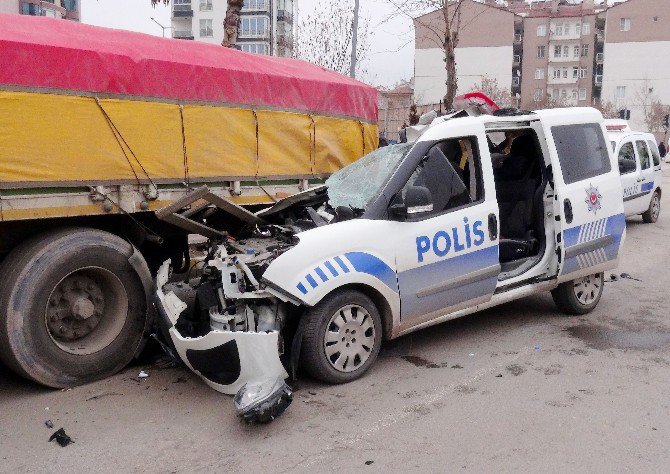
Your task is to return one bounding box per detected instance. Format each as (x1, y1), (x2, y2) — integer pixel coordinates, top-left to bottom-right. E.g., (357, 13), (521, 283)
(1, 169), (669, 473)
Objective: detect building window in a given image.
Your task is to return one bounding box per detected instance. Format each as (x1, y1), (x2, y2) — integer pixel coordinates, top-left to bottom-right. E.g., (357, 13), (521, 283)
(573, 67), (578, 79)
(199, 19), (213, 37)
(535, 68), (545, 80)
(581, 44), (589, 57)
(563, 45), (569, 57)
(579, 67), (588, 79)
(582, 22), (590, 35)
(553, 68), (561, 79)
(574, 45), (580, 58)
(537, 45), (545, 58)
(20, 2), (42, 15)
(243, 0), (268, 10)
(564, 23), (571, 36)
(200, 0), (213, 11)
(616, 86), (626, 99)
(620, 18), (631, 32)
(563, 68), (568, 79)
(62, 0), (77, 11)
(553, 88), (559, 98)
(240, 16), (269, 37)
(555, 24), (563, 36)
(579, 88), (587, 101)
(554, 45), (562, 57)
(534, 88), (543, 100)
(561, 90), (567, 99)
(537, 24), (547, 36)
(240, 43), (268, 55)
(572, 89), (578, 100)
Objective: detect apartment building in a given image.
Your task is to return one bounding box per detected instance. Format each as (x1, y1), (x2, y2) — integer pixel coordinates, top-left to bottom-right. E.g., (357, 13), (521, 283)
(516, 0), (605, 109)
(0, 0), (79, 21)
(171, 0), (295, 57)
(601, 0), (670, 131)
(413, 0), (516, 106)
(378, 82), (414, 142)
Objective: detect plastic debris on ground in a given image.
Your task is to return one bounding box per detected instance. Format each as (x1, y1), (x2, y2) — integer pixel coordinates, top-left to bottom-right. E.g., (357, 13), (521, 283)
(138, 370), (149, 379)
(45, 420), (54, 429)
(49, 428), (74, 447)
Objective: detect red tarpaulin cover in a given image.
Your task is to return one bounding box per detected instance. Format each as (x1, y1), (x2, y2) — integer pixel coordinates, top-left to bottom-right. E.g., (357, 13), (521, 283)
(0, 14), (377, 122)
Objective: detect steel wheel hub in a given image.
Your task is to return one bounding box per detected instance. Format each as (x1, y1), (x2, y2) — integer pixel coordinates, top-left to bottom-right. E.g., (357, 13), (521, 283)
(44, 267), (128, 355)
(323, 304), (375, 373)
(573, 273), (601, 306)
(47, 274), (105, 341)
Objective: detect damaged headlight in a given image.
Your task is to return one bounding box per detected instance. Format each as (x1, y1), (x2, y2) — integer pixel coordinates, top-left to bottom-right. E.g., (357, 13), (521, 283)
(234, 376), (293, 424)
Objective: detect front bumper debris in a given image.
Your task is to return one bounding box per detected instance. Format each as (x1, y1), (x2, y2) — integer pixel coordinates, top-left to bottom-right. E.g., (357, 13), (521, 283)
(155, 261), (292, 423)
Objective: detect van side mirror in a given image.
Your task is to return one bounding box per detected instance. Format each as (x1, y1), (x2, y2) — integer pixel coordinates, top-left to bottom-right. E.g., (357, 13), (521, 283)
(390, 185), (434, 218)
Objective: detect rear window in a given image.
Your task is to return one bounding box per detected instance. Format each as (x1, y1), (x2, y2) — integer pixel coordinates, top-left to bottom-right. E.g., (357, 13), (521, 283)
(636, 141), (651, 170)
(551, 123), (612, 184)
(647, 140), (661, 166)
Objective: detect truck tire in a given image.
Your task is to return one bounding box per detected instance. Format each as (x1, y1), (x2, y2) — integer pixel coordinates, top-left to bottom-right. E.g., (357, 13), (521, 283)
(300, 289), (382, 384)
(0, 228), (151, 388)
(551, 273), (604, 315)
(642, 190), (660, 223)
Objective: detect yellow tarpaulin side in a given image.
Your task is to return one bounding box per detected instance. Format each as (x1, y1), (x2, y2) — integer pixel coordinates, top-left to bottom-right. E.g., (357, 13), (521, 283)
(257, 110), (313, 176)
(182, 105), (258, 178)
(0, 91), (139, 182)
(0, 90), (378, 184)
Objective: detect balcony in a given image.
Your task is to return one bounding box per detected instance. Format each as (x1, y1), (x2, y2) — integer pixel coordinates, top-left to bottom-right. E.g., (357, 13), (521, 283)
(173, 30), (194, 40)
(594, 75), (603, 86)
(513, 55), (521, 66)
(172, 3), (193, 18)
(596, 52), (604, 63)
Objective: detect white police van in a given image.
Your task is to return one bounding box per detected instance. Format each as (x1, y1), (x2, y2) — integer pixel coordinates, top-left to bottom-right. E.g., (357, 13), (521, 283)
(606, 120), (663, 223)
(156, 106), (626, 420)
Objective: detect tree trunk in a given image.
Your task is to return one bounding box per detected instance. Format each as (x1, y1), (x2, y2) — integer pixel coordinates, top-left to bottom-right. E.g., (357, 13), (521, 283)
(222, 0), (245, 48)
(444, 42), (457, 110)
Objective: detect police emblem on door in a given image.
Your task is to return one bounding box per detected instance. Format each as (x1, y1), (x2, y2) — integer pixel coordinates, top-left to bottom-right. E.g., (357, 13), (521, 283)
(585, 184), (602, 214)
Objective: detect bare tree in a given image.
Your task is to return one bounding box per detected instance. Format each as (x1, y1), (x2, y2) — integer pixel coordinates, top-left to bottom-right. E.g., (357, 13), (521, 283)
(635, 81), (669, 132)
(469, 76), (512, 108)
(384, 0), (464, 109)
(295, 1), (370, 76)
(151, 0), (244, 48)
(593, 100), (619, 119)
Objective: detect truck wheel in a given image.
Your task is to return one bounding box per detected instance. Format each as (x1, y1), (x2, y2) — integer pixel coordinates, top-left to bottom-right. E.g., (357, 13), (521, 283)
(551, 273), (604, 315)
(300, 289), (382, 384)
(642, 191), (660, 223)
(0, 228), (150, 388)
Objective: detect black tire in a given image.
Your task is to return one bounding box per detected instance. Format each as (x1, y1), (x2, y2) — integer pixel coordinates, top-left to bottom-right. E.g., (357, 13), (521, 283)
(551, 273), (604, 315)
(642, 190), (661, 223)
(300, 289), (382, 384)
(0, 228), (151, 388)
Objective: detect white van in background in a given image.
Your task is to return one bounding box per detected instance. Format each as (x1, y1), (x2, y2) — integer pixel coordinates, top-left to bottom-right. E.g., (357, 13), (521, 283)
(606, 120), (663, 223)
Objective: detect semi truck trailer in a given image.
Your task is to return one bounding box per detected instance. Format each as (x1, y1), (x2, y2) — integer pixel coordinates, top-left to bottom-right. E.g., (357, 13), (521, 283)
(0, 15), (378, 388)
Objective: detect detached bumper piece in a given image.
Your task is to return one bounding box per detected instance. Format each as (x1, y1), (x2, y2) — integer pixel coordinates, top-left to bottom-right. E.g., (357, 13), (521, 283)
(234, 376), (293, 424)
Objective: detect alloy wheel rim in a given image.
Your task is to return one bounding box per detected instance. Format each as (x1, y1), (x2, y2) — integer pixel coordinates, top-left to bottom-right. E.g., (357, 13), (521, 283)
(323, 304), (375, 373)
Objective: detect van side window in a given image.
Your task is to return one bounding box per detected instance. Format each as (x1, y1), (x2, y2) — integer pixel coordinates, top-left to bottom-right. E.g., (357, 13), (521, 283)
(617, 142), (637, 174)
(551, 123), (611, 184)
(646, 140), (661, 166)
(398, 137), (484, 219)
(636, 141), (651, 170)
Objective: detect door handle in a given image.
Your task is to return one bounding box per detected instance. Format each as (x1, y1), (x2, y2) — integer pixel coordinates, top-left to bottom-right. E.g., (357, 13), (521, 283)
(488, 213), (498, 240)
(564, 198), (573, 224)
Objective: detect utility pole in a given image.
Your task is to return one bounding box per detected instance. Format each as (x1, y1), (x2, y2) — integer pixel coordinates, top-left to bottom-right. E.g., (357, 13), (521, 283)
(349, 0), (360, 78)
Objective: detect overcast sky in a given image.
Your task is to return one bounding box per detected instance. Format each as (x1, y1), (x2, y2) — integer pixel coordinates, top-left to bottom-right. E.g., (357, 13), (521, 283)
(80, 0), (414, 87)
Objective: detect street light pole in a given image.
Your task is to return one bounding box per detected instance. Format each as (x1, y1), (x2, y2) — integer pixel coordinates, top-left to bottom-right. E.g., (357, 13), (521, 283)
(150, 17), (173, 38)
(349, 0), (360, 79)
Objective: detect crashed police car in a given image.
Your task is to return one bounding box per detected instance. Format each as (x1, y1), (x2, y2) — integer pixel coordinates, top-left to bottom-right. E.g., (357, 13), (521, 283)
(156, 98), (626, 422)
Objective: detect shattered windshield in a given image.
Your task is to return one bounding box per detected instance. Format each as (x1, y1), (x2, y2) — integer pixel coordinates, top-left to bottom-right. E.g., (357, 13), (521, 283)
(326, 143), (413, 210)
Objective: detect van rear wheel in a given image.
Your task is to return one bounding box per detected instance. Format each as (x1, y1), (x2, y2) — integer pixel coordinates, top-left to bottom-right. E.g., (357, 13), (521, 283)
(551, 273), (604, 315)
(0, 228), (151, 388)
(642, 191), (660, 223)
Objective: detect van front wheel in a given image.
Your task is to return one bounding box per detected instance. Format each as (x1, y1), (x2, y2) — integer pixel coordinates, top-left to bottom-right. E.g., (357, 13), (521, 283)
(551, 273), (604, 315)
